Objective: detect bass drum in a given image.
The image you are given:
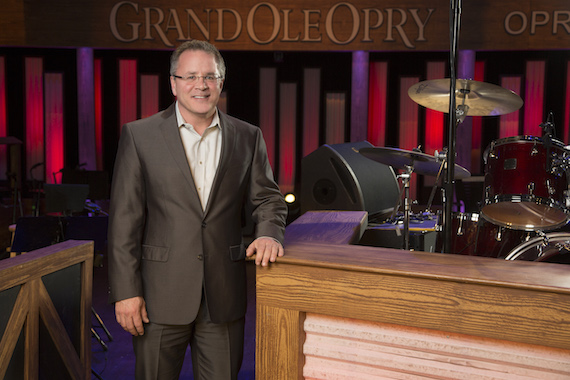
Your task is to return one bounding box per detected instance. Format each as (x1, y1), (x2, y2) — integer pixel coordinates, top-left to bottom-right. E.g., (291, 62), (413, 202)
(504, 232), (570, 263)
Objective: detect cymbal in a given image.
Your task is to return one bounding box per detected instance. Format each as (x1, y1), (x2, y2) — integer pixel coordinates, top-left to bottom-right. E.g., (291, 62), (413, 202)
(359, 147), (471, 179)
(408, 78), (523, 116)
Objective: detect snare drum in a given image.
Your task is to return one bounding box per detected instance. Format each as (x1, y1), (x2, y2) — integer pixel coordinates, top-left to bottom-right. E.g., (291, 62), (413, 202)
(504, 232), (570, 264)
(482, 135), (570, 231)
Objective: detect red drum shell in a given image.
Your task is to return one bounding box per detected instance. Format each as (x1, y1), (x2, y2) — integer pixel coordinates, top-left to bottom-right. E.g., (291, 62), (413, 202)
(482, 136), (569, 231)
(439, 212), (533, 258)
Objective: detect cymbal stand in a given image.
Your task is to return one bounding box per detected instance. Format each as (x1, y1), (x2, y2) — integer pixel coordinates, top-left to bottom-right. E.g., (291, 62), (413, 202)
(389, 182), (404, 222)
(444, 0), (463, 253)
(425, 149), (448, 213)
(395, 165), (413, 250)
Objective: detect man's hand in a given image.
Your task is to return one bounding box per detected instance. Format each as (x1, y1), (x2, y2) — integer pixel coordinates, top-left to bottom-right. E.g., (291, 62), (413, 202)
(115, 296), (149, 336)
(246, 237), (284, 266)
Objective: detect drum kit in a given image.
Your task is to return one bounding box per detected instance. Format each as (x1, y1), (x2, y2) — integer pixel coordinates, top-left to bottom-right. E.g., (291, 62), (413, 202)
(359, 78), (570, 264)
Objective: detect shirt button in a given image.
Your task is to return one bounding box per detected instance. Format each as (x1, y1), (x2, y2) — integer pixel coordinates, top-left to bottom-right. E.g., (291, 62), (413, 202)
(197, 254), (204, 260)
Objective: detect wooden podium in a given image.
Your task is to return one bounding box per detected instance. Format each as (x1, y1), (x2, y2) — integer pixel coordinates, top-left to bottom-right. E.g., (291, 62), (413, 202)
(256, 211), (570, 379)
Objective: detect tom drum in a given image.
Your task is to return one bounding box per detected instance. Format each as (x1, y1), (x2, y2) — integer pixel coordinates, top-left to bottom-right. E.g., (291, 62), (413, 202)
(482, 136), (570, 231)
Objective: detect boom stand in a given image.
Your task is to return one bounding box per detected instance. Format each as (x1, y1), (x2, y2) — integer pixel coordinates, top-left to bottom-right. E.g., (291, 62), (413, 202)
(443, 0), (462, 253)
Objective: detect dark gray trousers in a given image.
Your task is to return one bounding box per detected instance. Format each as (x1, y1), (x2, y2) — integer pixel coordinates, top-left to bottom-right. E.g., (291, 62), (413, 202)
(132, 297), (245, 380)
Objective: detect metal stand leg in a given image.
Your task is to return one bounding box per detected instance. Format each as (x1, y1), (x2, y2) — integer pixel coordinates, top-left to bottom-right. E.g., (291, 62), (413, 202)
(92, 306), (114, 342)
(92, 368), (105, 380)
(91, 327), (108, 351)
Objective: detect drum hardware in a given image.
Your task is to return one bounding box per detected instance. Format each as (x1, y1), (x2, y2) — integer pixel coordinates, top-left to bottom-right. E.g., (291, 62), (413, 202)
(504, 232), (570, 263)
(456, 214), (466, 236)
(424, 148), (448, 214)
(550, 151), (570, 177)
(408, 78), (524, 253)
(456, 103), (469, 124)
(358, 146), (470, 250)
(536, 230), (549, 246)
(556, 240), (570, 252)
(400, 166), (413, 250)
(495, 226), (503, 242)
(547, 180), (555, 196)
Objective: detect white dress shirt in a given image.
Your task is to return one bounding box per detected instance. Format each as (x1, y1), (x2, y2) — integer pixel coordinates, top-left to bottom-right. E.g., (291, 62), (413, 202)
(176, 102), (222, 210)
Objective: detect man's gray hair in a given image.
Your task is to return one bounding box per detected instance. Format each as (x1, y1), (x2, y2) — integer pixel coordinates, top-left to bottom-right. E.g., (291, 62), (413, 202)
(170, 40), (226, 79)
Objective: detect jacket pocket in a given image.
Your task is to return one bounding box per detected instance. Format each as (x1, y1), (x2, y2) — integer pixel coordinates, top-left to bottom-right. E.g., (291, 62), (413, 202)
(142, 245), (169, 262)
(229, 243), (245, 261)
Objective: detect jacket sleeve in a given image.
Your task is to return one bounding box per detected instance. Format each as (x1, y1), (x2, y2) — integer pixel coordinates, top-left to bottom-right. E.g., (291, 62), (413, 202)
(247, 128), (288, 244)
(107, 123), (147, 304)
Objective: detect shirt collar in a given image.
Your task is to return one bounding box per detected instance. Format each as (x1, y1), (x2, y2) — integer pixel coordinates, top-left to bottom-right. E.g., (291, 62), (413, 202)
(175, 101), (220, 131)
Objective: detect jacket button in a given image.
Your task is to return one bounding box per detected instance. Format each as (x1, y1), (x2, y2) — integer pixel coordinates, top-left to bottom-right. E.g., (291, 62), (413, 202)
(201, 222), (207, 228)
(197, 254), (204, 260)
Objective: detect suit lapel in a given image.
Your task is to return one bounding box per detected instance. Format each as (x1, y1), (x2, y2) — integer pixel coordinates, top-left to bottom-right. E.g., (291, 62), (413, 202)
(204, 111), (236, 215)
(159, 104), (203, 213)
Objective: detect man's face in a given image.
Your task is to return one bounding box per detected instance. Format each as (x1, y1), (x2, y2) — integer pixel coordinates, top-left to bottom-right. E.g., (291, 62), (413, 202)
(170, 49), (224, 124)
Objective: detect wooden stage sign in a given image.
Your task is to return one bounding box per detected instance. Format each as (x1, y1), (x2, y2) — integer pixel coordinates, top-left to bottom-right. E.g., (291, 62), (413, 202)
(1, 0), (569, 51)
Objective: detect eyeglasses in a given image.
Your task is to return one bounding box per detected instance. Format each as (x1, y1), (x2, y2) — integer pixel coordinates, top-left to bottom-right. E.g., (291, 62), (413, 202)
(172, 74), (223, 85)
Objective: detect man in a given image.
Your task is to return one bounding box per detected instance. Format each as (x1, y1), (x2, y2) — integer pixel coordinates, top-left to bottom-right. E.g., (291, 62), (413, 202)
(108, 40), (287, 379)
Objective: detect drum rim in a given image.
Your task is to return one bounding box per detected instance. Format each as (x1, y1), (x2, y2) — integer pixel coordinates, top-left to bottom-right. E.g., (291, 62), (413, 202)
(481, 195), (570, 231)
(488, 135), (567, 148)
(483, 135), (568, 162)
(504, 232), (570, 260)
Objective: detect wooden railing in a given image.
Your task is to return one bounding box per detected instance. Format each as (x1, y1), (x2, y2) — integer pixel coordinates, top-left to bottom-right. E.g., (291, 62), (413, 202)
(0, 240), (93, 379)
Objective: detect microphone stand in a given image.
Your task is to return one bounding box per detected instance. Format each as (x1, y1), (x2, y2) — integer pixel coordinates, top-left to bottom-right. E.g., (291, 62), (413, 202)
(443, 0), (462, 253)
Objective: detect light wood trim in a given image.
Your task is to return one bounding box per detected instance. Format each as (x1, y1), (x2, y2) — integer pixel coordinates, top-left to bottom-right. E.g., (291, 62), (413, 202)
(0, 240), (93, 380)
(276, 242), (570, 294)
(38, 279), (83, 379)
(26, 280), (39, 380)
(256, 305), (305, 380)
(0, 283), (29, 373)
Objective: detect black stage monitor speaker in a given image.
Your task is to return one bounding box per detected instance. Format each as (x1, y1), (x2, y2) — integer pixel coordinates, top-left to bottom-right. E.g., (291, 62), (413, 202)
(301, 141), (400, 220)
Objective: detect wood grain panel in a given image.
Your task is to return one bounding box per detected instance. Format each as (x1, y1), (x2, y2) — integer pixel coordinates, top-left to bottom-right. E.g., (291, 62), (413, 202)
(256, 304), (305, 380)
(304, 314), (570, 379)
(257, 257), (570, 350)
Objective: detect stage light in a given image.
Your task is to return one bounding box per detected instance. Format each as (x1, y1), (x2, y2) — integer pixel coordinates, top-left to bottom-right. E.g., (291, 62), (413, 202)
(284, 192), (300, 225)
(284, 193), (296, 204)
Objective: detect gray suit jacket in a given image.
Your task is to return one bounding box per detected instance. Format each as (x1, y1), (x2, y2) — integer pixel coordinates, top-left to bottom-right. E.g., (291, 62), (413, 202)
(108, 104), (287, 324)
